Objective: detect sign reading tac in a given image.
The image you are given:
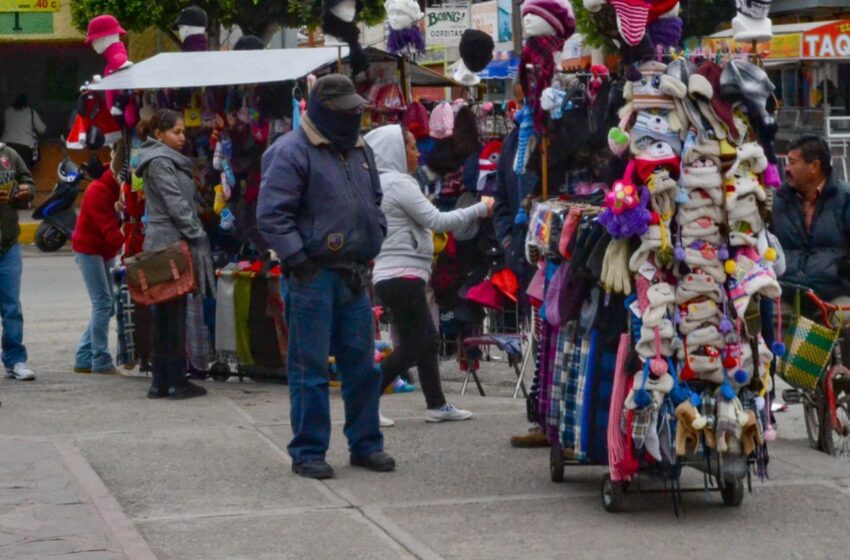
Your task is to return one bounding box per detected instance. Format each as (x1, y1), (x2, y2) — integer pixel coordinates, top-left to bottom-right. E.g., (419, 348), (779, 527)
(426, 4), (470, 48)
(802, 21), (850, 59)
(0, 0), (60, 12)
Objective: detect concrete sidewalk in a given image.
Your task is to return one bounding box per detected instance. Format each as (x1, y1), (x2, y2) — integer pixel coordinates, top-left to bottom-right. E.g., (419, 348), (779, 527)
(2, 252), (850, 560)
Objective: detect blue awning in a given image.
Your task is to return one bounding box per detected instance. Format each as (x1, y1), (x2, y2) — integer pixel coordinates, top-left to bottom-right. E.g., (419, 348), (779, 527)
(478, 54), (519, 81)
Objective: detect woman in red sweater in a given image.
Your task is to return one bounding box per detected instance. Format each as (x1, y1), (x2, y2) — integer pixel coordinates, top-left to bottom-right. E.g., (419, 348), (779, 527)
(71, 152), (124, 375)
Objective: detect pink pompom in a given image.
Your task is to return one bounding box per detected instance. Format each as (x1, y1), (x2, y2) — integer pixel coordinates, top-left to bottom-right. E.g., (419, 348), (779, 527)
(650, 357), (668, 376)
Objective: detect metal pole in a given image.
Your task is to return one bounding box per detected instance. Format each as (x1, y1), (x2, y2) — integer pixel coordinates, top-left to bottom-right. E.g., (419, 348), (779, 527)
(512, 0), (523, 57)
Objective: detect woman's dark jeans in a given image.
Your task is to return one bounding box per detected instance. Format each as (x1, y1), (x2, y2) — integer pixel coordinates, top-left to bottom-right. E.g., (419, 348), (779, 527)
(375, 278), (446, 410)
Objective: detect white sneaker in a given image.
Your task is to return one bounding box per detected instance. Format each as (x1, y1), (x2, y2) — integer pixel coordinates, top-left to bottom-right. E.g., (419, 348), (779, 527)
(425, 403), (472, 423)
(379, 413), (395, 428)
(6, 363), (35, 381)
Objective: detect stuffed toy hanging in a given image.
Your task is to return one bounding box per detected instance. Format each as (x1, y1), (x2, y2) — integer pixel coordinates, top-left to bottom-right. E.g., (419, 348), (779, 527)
(385, 0), (425, 56)
(66, 88), (122, 150)
(322, 0), (369, 76)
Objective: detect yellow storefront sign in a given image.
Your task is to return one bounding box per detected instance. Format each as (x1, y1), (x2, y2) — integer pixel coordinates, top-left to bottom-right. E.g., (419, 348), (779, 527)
(702, 33), (802, 61)
(0, 0), (60, 12)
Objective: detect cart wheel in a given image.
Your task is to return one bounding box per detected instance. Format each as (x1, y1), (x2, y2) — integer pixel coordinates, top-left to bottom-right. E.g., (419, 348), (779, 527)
(550, 444), (565, 483)
(803, 398), (822, 450)
(209, 362), (231, 382)
(721, 479), (744, 507)
(601, 474), (625, 513)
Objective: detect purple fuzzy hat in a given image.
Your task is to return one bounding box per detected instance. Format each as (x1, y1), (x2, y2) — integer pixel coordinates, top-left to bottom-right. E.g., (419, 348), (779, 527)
(521, 0), (576, 39)
(388, 26), (425, 55)
(649, 16), (683, 54)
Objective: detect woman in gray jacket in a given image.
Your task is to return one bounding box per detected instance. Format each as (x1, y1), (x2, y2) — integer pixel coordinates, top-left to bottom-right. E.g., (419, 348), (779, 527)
(135, 110), (214, 400)
(365, 125), (494, 424)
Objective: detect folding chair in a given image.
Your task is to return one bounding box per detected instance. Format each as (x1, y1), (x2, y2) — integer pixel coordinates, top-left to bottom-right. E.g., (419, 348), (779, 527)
(459, 331), (531, 398)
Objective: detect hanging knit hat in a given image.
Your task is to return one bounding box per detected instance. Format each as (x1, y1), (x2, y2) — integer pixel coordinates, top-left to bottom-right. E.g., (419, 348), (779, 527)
(607, 0), (653, 46)
(681, 160), (724, 206)
(679, 299), (721, 335)
(429, 102), (454, 139)
(726, 141), (768, 178)
(720, 59), (776, 129)
(727, 246), (781, 318)
(172, 5), (208, 29)
(626, 60), (676, 111)
(459, 29), (495, 72)
(676, 271), (723, 304)
(689, 62), (736, 142)
(648, 16), (683, 54)
(724, 170), (766, 214)
(633, 140), (681, 183)
(683, 242), (726, 284)
(629, 110), (682, 155)
(403, 101), (430, 139)
(687, 324), (726, 349)
(636, 319), (676, 358)
(643, 282), (675, 328)
(682, 214), (723, 247)
(728, 194), (764, 248)
(522, 0), (576, 39)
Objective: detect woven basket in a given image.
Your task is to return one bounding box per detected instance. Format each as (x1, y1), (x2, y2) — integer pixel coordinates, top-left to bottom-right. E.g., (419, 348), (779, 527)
(778, 315), (839, 392)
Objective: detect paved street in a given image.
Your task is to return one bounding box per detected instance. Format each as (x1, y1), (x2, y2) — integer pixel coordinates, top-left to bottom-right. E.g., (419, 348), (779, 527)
(1, 249), (849, 560)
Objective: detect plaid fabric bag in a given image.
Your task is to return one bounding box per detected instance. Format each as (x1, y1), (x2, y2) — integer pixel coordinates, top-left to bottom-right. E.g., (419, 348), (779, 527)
(549, 322), (576, 443)
(559, 330), (584, 451)
(778, 291), (839, 391)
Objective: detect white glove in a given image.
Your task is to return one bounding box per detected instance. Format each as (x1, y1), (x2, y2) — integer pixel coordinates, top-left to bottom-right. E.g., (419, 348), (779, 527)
(601, 238), (632, 295)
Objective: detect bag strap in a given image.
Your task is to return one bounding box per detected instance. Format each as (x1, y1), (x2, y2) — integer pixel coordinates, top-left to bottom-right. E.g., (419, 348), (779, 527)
(136, 269), (148, 293)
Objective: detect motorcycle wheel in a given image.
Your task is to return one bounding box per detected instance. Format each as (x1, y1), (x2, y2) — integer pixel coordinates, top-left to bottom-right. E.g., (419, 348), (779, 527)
(35, 223), (67, 252)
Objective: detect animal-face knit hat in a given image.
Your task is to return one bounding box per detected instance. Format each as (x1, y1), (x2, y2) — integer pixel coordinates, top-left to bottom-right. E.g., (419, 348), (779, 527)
(676, 271), (723, 304)
(523, 0), (576, 39)
(630, 110), (682, 155)
(626, 60), (676, 111)
(85, 15), (127, 45)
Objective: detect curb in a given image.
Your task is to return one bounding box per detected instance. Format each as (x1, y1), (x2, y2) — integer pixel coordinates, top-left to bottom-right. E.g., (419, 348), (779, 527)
(19, 223), (37, 245)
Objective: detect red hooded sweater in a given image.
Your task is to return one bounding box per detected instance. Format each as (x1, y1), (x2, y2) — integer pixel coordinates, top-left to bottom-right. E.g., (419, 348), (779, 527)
(72, 169), (124, 260)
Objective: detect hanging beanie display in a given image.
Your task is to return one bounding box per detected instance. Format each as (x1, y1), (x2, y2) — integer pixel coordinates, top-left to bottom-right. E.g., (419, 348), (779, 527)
(459, 29), (495, 72)
(322, 0), (370, 76)
(385, 0), (425, 56)
(66, 89), (122, 150)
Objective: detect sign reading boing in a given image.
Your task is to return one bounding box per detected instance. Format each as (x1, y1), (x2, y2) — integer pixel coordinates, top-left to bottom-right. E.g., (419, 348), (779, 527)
(802, 21), (850, 59)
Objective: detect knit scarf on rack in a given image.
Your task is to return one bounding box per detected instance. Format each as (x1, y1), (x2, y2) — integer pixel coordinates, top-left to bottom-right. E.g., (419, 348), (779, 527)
(519, 35), (564, 134)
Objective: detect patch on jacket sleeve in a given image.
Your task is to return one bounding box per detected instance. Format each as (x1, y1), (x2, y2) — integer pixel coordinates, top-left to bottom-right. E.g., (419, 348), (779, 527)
(327, 233), (344, 252)
(362, 161), (370, 171)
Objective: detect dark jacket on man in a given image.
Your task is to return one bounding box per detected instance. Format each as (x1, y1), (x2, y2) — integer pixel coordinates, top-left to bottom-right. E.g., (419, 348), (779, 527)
(0, 142), (34, 252)
(772, 173), (850, 300)
(257, 114), (387, 271)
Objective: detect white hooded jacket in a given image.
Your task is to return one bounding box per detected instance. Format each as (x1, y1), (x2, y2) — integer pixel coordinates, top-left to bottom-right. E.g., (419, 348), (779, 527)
(364, 125), (487, 281)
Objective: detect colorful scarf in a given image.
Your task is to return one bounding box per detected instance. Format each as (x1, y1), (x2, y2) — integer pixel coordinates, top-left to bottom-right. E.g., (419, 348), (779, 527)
(520, 35), (564, 134)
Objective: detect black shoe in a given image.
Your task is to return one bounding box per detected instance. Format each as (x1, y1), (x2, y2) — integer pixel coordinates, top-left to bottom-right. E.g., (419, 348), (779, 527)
(350, 451), (396, 472)
(168, 381), (208, 400)
(147, 385), (168, 399)
(292, 460), (334, 479)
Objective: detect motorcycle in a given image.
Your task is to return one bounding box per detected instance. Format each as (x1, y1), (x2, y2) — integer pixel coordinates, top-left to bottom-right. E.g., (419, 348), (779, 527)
(31, 157), (87, 252)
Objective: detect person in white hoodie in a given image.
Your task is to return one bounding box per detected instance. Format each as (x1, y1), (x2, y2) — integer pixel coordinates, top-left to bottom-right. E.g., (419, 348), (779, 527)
(365, 124), (494, 424)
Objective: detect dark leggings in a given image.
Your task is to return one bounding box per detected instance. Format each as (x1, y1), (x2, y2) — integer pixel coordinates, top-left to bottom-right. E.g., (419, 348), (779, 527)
(375, 278), (446, 410)
(151, 296), (188, 388)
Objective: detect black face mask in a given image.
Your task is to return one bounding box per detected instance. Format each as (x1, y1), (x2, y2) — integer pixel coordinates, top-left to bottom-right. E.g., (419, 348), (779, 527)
(307, 96), (361, 153)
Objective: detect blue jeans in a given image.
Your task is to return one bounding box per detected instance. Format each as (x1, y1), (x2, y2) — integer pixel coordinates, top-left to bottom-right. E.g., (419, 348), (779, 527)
(285, 269), (383, 464)
(75, 253), (116, 372)
(0, 244), (26, 368)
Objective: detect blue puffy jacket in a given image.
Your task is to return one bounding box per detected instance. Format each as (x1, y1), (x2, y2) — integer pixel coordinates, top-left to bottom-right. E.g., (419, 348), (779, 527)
(257, 115), (387, 270)
(771, 174), (850, 300)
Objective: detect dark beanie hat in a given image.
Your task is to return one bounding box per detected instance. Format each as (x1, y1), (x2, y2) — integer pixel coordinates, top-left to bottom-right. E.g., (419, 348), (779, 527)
(234, 35), (265, 50)
(172, 6), (207, 30)
(459, 29), (494, 72)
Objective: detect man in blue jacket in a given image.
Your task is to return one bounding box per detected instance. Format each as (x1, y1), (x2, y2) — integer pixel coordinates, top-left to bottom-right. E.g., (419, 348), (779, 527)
(772, 135), (850, 303)
(258, 75), (392, 479)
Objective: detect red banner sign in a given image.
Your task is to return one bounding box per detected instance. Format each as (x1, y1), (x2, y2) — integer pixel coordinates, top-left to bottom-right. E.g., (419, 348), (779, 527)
(802, 20), (850, 59)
